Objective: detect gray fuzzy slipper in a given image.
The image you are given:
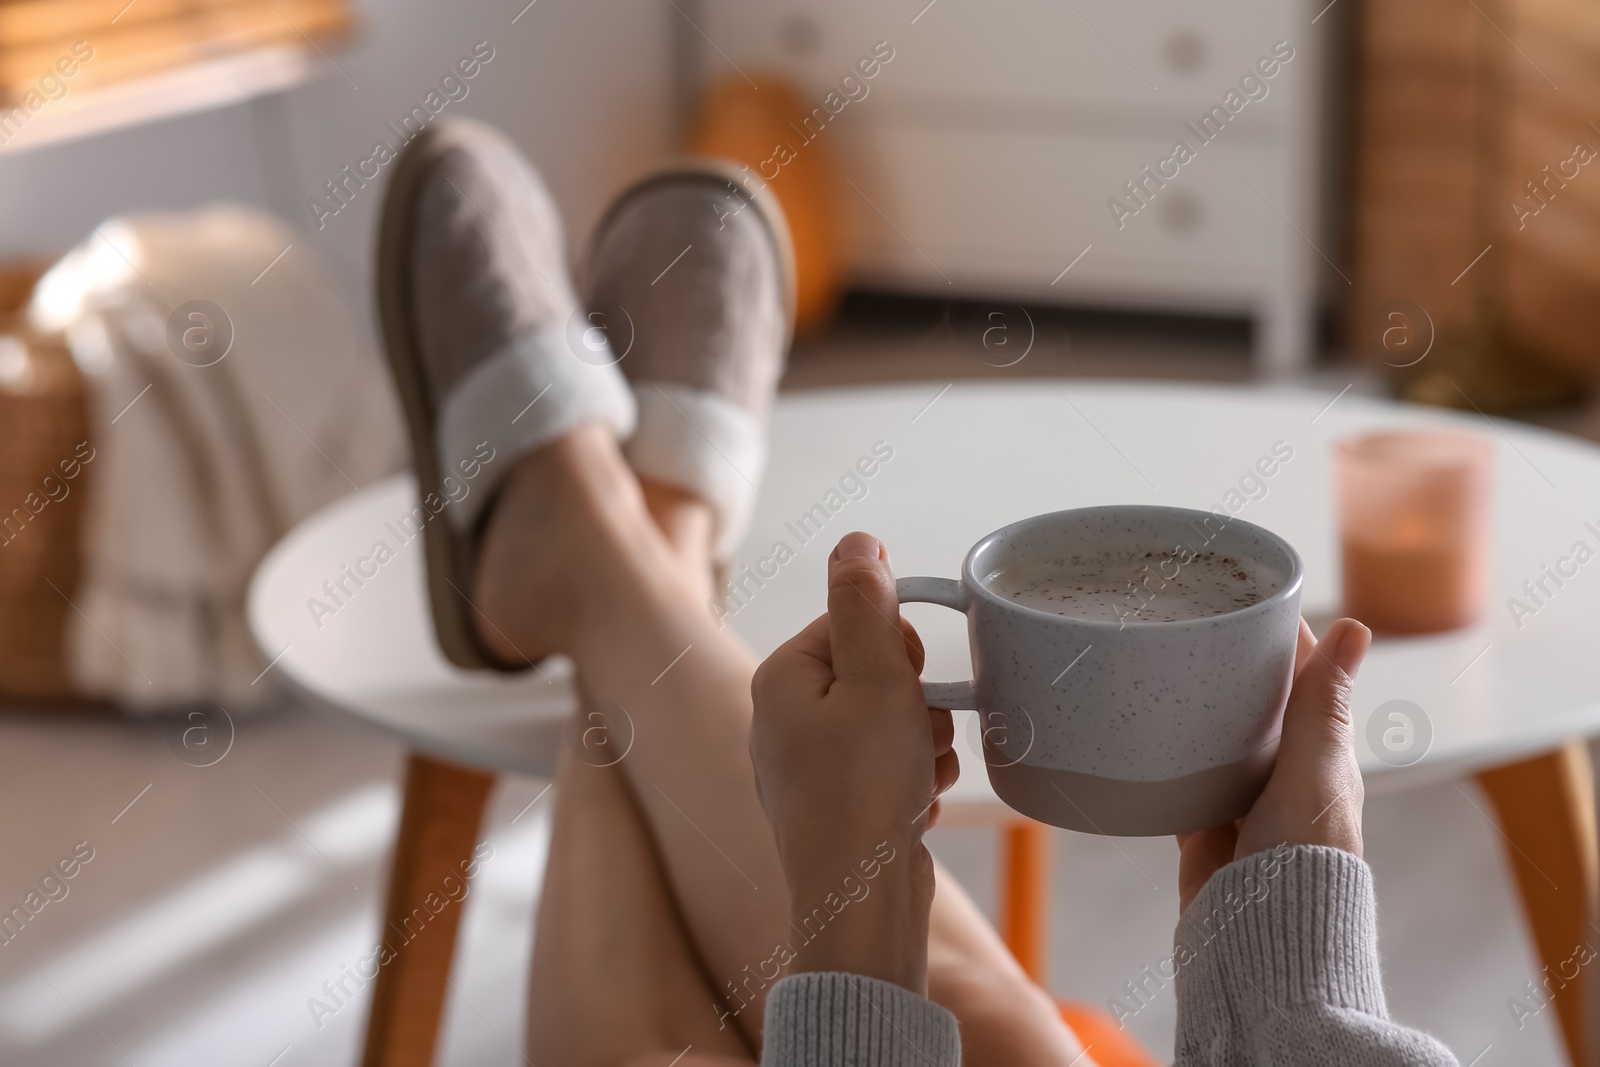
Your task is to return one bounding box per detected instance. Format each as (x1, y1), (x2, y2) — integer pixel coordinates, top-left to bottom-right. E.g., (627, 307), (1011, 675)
(581, 160), (795, 562)
(378, 118), (635, 670)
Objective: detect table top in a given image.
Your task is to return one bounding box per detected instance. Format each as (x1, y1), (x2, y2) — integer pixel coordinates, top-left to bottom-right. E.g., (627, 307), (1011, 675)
(248, 380), (1600, 820)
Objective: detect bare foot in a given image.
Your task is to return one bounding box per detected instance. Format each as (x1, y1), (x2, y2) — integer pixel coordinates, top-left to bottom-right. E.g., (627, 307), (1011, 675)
(471, 422), (678, 664)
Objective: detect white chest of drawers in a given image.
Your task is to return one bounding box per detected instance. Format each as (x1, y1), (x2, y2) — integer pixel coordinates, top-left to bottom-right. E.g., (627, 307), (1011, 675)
(687, 0), (1332, 376)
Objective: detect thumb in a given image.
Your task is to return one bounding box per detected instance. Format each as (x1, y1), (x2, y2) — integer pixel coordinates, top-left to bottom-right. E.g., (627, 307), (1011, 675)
(827, 532), (916, 687)
(1273, 617), (1370, 793)
(1238, 618), (1371, 860)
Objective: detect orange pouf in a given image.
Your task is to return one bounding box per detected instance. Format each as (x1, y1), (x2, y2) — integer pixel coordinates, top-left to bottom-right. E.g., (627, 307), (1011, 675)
(1059, 1002), (1165, 1067)
(689, 76), (844, 335)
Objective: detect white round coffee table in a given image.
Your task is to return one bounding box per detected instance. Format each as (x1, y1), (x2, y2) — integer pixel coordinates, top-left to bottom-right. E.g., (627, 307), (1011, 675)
(250, 380), (1600, 1065)
(252, 379), (1600, 792)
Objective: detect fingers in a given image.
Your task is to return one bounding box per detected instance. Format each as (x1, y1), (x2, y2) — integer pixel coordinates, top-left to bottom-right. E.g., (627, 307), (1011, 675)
(1231, 618), (1372, 863)
(785, 613), (834, 664)
(900, 615), (927, 676)
(1293, 617), (1316, 678)
(930, 708), (953, 756)
(827, 532), (918, 687)
(1279, 618), (1370, 758)
(933, 747), (960, 799)
(1275, 617), (1371, 848)
(1176, 823), (1239, 914)
(753, 613), (835, 702)
(772, 610), (924, 678)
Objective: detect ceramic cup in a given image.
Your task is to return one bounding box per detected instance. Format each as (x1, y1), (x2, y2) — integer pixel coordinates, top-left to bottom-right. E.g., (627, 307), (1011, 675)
(897, 505), (1304, 836)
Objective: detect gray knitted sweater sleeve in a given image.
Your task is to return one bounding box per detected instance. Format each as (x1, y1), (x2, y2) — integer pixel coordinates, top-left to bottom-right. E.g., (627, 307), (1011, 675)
(760, 846), (1458, 1066)
(760, 971), (962, 1067)
(1172, 844), (1458, 1066)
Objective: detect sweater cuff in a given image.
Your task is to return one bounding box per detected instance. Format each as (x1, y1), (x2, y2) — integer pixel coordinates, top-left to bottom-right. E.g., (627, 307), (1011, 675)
(761, 972), (961, 1067)
(1174, 845), (1388, 1020)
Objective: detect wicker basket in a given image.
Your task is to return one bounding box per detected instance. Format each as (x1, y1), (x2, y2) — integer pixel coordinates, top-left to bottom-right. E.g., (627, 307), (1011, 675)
(0, 261), (92, 701)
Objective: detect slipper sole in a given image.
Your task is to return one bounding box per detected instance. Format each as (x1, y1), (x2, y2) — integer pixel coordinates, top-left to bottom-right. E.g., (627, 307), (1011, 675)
(376, 121), (525, 672)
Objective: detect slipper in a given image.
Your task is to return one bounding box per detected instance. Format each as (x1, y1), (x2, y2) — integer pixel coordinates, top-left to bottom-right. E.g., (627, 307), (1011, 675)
(581, 160), (795, 563)
(377, 118), (635, 670)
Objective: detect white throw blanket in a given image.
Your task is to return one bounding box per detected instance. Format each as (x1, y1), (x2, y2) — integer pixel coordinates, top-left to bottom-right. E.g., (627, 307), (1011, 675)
(29, 206), (403, 712)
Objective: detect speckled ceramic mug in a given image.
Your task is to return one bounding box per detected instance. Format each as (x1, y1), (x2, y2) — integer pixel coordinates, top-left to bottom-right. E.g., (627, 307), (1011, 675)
(897, 505), (1303, 836)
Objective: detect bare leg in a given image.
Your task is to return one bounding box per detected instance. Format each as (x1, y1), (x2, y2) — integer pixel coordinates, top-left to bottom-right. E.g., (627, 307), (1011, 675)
(528, 746), (756, 1066)
(485, 424), (1080, 1060)
(640, 480), (717, 600)
(928, 864), (1087, 1065)
(478, 425), (787, 1043)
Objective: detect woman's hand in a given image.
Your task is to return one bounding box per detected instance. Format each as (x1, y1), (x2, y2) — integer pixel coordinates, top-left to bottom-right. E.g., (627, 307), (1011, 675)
(1176, 616), (1372, 913)
(749, 532), (959, 993)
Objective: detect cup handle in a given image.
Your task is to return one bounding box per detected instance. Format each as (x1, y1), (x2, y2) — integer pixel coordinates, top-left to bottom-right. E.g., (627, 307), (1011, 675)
(896, 576), (978, 710)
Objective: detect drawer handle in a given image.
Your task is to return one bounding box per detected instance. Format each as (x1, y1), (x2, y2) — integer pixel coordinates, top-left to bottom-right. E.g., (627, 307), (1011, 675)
(1160, 191), (1204, 235)
(780, 14), (821, 57)
(1164, 30), (1206, 75)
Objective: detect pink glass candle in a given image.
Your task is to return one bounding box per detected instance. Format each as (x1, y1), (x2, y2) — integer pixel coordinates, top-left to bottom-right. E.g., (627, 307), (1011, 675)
(1334, 430), (1494, 634)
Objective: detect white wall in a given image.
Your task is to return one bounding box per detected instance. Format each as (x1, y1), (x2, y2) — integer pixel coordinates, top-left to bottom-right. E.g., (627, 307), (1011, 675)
(0, 0), (676, 350)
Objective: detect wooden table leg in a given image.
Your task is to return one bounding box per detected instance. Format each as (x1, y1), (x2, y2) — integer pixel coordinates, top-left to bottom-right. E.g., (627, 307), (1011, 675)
(1478, 740), (1599, 1067)
(361, 752), (496, 1067)
(999, 819), (1052, 986)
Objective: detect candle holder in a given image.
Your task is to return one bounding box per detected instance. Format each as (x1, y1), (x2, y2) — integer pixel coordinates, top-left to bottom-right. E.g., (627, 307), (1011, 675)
(1334, 430), (1494, 635)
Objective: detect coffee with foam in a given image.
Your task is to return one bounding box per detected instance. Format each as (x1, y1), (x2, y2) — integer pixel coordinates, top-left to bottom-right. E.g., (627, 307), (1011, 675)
(985, 548), (1274, 625)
